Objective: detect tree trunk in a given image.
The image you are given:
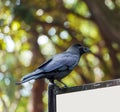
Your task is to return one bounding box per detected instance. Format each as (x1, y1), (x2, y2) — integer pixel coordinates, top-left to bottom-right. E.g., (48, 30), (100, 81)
(84, 0), (120, 77)
(28, 27), (45, 112)
(30, 79), (45, 112)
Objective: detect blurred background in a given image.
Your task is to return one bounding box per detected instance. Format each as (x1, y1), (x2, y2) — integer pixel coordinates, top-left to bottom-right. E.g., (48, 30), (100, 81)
(1, 0), (120, 112)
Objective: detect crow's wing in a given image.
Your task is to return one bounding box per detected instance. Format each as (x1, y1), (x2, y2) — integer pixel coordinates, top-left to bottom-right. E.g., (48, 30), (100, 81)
(39, 53), (79, 72)
(38, 58), (52, 68)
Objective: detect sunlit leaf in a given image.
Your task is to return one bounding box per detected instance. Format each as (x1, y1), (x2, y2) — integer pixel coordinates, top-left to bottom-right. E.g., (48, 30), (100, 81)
(11, 21), (21, 31)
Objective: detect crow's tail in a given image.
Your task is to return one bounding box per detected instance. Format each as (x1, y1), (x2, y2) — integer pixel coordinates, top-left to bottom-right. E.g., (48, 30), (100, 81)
(16, 69), (44, 85)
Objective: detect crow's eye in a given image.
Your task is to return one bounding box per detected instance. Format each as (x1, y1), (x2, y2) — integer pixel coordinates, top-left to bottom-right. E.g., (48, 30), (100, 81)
(83, 47), (91, 53)
(84, 48), (88, 51)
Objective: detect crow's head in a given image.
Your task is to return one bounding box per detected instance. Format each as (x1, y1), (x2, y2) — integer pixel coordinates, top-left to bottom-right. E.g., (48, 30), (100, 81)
(68, 44), (91, 55)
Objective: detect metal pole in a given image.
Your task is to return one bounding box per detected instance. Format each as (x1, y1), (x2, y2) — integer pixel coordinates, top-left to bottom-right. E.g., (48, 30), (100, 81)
(48, 83), (56, 112)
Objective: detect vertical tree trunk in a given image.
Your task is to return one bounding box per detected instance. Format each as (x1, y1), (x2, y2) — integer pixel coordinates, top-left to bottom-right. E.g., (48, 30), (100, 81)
(30, 79), (45, 112)
(29, 27), (45, 112)
(84, 0), (120, 77)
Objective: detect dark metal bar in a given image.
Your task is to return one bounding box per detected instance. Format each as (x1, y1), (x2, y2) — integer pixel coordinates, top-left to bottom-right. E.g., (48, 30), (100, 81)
(56, 78), (120, 95)
(48, 83), (56, 112)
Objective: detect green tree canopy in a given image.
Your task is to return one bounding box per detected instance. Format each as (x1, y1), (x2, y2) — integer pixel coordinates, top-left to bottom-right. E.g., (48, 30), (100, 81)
(0, 0), (120, 112)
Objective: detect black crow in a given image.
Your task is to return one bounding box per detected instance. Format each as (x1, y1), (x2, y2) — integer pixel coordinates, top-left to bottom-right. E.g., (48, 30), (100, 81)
(16, 44), (91, 87)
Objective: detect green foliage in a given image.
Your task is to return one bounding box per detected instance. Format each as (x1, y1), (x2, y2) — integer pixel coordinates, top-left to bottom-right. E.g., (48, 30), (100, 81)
(16, 97), (28, 112)
(0, 0), (120, 112)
